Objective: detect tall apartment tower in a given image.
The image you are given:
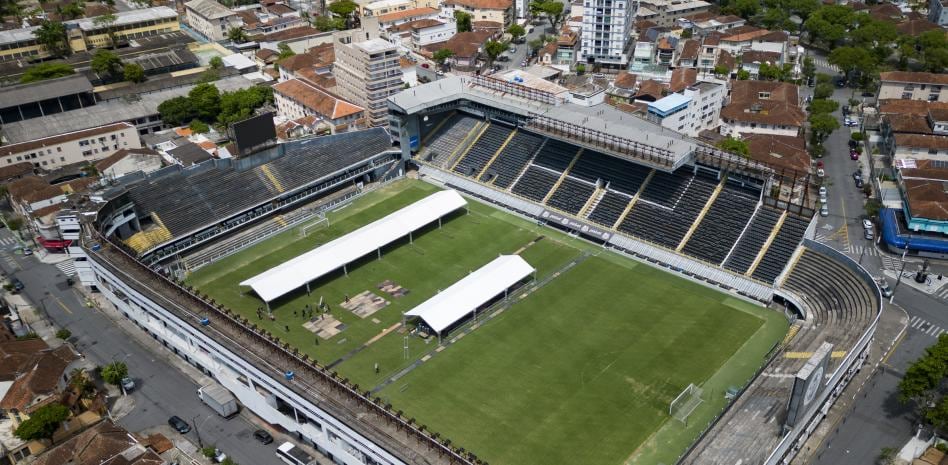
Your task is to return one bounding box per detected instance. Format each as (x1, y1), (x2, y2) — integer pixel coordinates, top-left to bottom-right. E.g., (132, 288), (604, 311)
(580, 0), (637, 69)
(332, 17), (404, 127)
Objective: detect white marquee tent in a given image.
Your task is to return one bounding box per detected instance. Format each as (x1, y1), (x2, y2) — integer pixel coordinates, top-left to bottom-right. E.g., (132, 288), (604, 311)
(404, 255), (535, 339)
(241, 189), (467, 303)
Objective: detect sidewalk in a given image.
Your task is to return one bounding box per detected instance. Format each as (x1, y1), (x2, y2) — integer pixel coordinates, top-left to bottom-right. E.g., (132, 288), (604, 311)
(789, 302), (908, 465)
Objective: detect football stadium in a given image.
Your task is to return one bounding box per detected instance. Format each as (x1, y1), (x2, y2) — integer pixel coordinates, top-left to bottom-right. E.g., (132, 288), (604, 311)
(71, 75), (882, 465)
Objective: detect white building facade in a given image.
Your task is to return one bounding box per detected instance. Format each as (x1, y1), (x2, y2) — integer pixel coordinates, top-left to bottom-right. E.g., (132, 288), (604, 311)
(579, 0), (636, 68)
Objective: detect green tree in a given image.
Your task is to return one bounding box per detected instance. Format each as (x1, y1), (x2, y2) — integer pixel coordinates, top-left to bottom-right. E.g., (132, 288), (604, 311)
(277, 43), (295, 60)
(737, 68), (750, 80)
(61, 1), (84, 19)
(716, 136), (749, 156)
(814, 82), (834, 99)
(158, 96), (194, 126)
(809, 98), (838, 114)
(123, 63), (145, 82)
(724, 0), (760, 19)
(761, 8), (792, 31)
(33, 21), (68, 57)
(55, 328), (71, 339)
(217, 86), (273, 126)
(189, 83), (222, 122)
(189, 119), (210, 134)
(91, 49), (123, 76)
(802, 56), (815, 80)
(878, 447), (897, 465)
(849, 15), (897, 48)
(788, 0), (821, 22)
(209, 56), (224, 70)
(454, 10), (472, 32)
(328, 0), (357, 17)
(313, 15), (346, 31)
(575, 63), (585, 74)
(538, 0), (565, 30)
(713, 64), (729, 76)
(828, 46), (877, 80)
(20, 62), (75, 83)
(528, 0), (544, 17)
(808, 112), (840, 141)
(93, 12), (118, 47)
(100, 361), (128, 385)
(507, 24), (525, 40)
(483, 39), (509, 65)
(432, 48), (453, 66)
(13, 404), (69, 441)
(227, 26), (248, 43)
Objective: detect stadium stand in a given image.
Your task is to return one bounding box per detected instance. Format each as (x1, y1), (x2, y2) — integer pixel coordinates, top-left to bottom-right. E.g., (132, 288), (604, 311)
(569, 150), (652, 195)
(480, 131), (545, 187)
(122, 129), (397, 256)
(531, 138), (579, 171)
(682, 183), (760, 264)
(453, 123), (514, 177)
(511, 166), (561, 202)
(546, 177), (596, 215)
(752, 213), (809, 283)
(723, 206), (782, 274)
(419, 114), (481, 165)
(587, 191), (632, 227)
(617, 170), (718, 248)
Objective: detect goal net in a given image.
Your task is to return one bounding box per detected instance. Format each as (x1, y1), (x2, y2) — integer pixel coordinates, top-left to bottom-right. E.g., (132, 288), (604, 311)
(299, 216), (329, 238)
(669, 383), (704, 425)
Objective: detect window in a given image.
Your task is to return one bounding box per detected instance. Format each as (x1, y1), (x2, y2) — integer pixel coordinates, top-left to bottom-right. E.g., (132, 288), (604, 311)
(903, 92), (913, 99)
(60, 157), (65, 162)
(56, 147), (61, 152)
(930, 94), (940, 101)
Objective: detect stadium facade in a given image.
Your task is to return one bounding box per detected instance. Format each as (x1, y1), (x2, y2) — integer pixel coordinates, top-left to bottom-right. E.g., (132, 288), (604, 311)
(62, 77), (882, 465)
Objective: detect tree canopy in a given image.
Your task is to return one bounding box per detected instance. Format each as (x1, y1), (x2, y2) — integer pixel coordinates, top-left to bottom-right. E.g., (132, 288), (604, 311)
(14, 404), (70, 441)
(454, 10), (472, 32)
(91, 49), (123, 76)
(33, 21), (68, 57)
(99, 361), (128, 385)
(433, 48), (454, 65)
(483, 39), (509, 64)
(123, 63), (145, 83)
(158, 84), (273, 128)
(507, 24), (525, 39)
(716, 136), (749, 157)
(328, 0), (357, 17)
(899, 334), (948, 433)
(227, 26), (248, 43)
(20, 62), (75, 83)
(529, 0), (564, 30)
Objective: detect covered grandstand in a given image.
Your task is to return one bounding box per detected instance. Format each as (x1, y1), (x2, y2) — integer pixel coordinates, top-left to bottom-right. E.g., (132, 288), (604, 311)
(241, 190), (468, 305)
(403, 254), (535, 341)
(97, 128), (401, 263)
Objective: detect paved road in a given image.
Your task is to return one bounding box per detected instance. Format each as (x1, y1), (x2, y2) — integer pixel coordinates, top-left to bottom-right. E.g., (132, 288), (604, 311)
(803, 51), (946, 465)
(0, 230), (281, 465)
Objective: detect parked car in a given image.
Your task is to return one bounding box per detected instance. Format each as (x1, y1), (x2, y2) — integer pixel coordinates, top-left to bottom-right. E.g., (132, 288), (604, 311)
(817, 168), (825, 177)
(835, 77), (846, 87)
(853, 170), (863, 182)
(211, 449), (227, 463)
(842, 105), (849, 115)
(9, 278), (23, 292)
(848, 139), (859, 149)
(850, 151), (860, 160)
(864, 228), (874, 240)
(168, 416), (190, 434)
(863, 219), (873, 230)
(121, 376), (135, 391)
(509, 46), (517, 53)
(878, 279), (893, 297)
(22, 248), (31, 256)
(820, 203), (829, 217)
(254, 429), (274, 444)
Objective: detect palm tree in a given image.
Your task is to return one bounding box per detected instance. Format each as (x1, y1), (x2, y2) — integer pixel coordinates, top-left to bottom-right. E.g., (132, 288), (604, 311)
(227, 26), (247, 43)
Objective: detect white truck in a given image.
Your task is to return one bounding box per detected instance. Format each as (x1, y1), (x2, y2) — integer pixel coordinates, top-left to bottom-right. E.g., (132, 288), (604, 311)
(198, 383), (239, 418)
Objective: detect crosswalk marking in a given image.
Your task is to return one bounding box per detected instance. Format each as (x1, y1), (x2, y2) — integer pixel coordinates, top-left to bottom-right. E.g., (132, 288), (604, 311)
(847, 244), (878, 258)
(909, 315), (946, 338)
(880, 254), (901, 271)
(809, 56), (840, 72)
(934, 286), (948, 301)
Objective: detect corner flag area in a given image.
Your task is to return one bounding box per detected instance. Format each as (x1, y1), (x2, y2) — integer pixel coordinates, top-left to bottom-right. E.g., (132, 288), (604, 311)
(187, 179), (787, 465)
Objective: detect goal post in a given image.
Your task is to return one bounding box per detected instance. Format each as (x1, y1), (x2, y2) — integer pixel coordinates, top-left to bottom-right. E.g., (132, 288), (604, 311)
(669, 383), (704, 425)
(299, 216), (329, 238)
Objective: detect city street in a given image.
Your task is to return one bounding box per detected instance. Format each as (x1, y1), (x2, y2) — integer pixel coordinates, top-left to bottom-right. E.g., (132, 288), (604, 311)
(803, 52), (948, 465)
(0, 230), (282, 465)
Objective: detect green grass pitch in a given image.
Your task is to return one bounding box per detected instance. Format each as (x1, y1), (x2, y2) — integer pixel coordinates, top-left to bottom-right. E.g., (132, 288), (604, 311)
(187, 179), (787, 465)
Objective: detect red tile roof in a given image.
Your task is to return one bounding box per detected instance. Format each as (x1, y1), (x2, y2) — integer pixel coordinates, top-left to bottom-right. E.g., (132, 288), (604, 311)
(720, 80), (805, 127)
(442, 0), (512, 9)
(669, 68), (697, 92)
(613, 71), (637, 90)
(273, 79), (363, 120)
(881, 71), (948, 85)
(743, 134), (810, 172)
(376, 7), (439, 23)
(679, 39), (699, 61)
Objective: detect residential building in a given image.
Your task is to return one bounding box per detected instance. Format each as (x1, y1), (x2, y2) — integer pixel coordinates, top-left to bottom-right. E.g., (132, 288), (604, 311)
(538, 28), (578, 70)
(606, 71), (637, 104)
(740, 50), (782, 79)
(422, 30), (492, 68)
(637, 0), (711, 27)
(894, 160), (948, 235)
(579, 0), (636, 67)
(376, 7), (440, 28)
(720, 80), (804, 137)
(32, 420), (164, 465)
(878, 71), (948, 102)
(678, 13), (745, 36)
(186, 0), (241, 41)
(0, 343), (80, 427)
(678, 39), (699, 68)
(273, 79), (365, 132)
(718, 27), (788, 57)
(277, 43), (335, 82)
(929, 0), (948, 25)
(332, 18), (403, 126)
(389, 19), (456, 48)
(441, 0), (514, 27)
(0, 7), (180, 60)
(891, 133), (948, 161)
(95, 148), (164, 181)
(743, 133), (810, 173)
(0, 122), (141, 170)
(362, 0), (438, 17)
(645, 80), (724, 136)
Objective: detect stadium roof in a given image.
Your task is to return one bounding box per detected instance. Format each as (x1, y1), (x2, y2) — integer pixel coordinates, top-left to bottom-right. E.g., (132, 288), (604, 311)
(241, 190), (467, 302)
(0, 74), (92, 109)
(404, 255), (534, 333)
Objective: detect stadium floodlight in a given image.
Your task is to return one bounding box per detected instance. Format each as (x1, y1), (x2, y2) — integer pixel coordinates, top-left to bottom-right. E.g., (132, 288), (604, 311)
(670, 383), (704, 426)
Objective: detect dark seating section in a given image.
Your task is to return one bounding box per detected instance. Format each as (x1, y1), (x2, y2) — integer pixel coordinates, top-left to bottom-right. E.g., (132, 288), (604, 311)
(546, 177), (596, 215)
(453, 123), (514, 177)
(752, 213), (809, 283)
(682, 184), (760, 264)
(512, 166), (561, 202)
(422, 115), (481, 164)
(587, 191), (632, 227)
(723, 206), (781, 274)
(481, 131), (545, 188)
(128, 128), (394, 237)
(569, 150), (652, 195)
(617, 170), (718, 248)
(532, 139), (578, 171)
